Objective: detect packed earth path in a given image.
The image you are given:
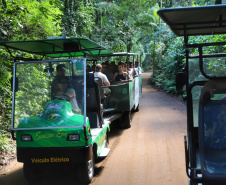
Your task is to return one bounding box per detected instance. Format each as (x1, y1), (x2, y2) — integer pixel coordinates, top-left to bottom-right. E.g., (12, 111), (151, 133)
(0, 71), (188, 185)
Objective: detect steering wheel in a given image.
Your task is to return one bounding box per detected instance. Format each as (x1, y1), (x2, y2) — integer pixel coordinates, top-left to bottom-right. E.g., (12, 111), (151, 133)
(54, 94), (70, 101)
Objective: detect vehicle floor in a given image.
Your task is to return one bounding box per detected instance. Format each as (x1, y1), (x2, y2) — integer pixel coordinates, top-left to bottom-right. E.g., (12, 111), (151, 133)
(0, 71), (188, 185)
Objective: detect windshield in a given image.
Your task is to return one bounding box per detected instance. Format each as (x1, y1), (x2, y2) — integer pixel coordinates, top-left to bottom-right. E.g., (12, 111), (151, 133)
(12, 58), (86, 129)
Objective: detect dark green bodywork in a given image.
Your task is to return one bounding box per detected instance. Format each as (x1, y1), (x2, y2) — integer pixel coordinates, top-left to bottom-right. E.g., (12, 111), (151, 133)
(108, 76), (142, 111)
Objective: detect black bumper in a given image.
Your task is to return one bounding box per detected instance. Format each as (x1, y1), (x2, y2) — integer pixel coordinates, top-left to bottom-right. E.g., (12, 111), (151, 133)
(17, 145), (92, 164)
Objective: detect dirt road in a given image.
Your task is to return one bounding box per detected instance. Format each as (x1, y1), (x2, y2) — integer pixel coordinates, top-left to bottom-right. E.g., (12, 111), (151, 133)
(0, 71), (188, 185)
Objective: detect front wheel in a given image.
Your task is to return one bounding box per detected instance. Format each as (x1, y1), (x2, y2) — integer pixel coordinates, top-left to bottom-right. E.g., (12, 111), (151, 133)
(189, 179), (197, 185)
(122, 111), (132, 128)
(79, 152), (95, 183)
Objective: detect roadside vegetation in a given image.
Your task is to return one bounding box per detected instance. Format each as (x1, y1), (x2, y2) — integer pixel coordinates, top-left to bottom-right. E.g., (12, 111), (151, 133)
(0, 0), (219, 159)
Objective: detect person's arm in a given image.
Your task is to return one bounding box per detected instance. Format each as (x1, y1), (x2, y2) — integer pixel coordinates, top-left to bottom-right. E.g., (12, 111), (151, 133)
(104, 81), (110, 86)
(134, 68), (138, 77)
(113, 72), (118, 83)
(102, 74), (110, 86)
(109, 72), (114, 82)
(120, 72), (132, 82)
(201, 80), (226, 102)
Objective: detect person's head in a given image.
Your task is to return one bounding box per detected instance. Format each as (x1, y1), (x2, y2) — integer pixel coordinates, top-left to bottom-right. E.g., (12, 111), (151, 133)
(91, 65), (95, 71)
(56, 64), (66, 76)
(123, 63), (127, 72)
(57, 78), (68, 92)
(111, 61), (115, 66)
(95, 64), (102, 72)
(117, 64), (123, 73)
(102, 63), (109, 72)
(129, 62), (133, 68)
(135, 61), (139, 67)
(86, 65), (91, 72)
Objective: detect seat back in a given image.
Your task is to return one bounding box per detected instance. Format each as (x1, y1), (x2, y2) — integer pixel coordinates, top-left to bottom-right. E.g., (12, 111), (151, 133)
(86, 73), (103, 128)
(94, 77), (104, 103)
(199, 100), (226, 180)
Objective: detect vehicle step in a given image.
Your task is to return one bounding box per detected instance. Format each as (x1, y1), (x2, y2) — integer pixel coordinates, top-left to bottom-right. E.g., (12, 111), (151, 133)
(103, 108), (117, 113)
(99, 148), (110, 158)
(104, 113), (122, 123)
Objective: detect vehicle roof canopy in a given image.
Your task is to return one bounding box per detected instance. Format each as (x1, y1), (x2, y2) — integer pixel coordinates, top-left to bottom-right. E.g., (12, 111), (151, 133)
(157, 5), (226, 36)
(100, 52), (141, 58)
(0, 37), (112, 58)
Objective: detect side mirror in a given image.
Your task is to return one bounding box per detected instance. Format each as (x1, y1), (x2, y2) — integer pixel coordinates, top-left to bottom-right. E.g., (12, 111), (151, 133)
(176, 72), (187, 93)
(11, 77), (18, 92)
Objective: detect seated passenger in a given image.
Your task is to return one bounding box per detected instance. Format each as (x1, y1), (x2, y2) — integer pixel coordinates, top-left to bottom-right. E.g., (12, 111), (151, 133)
(123, 63), (133, 79)
(51, 64), (67, 99)
(56, 78), (81, 114)
(129, 62), (138, 78)
(102, 62), (113, 82)
(94, 64), (111, 104)
(135, 60), (142, 75)
(56, 64), (66, 76)
(113, 64), (132, 83)
(86, 65), (92, 73)
(110, 61), (117, 75)
(201, 80), (226, 102)
(94, 64), (110, 87)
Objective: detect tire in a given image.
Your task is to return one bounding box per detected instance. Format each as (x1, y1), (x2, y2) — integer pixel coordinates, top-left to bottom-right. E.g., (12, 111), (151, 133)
(189, 179), (197, 185)
(23, 163), (42, 183)
(122, 111), (132, 128)
(79, 152), (95, 183)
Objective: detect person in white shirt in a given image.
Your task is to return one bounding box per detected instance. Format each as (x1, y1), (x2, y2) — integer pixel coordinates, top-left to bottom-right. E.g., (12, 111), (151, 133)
(94, 64), (111, 105)
(94, 64), (110, 86)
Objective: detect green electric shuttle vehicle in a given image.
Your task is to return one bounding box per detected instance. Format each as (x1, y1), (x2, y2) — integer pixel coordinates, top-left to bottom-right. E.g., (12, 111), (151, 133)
(101, 52), (142, 128)
(158, 2), (226, 185)
(0, 37), (142, 183)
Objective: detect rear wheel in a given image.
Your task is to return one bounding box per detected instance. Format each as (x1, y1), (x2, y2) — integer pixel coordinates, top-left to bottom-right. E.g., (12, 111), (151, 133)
(79, 152), (95, 183)
(122, 111), (132, 128)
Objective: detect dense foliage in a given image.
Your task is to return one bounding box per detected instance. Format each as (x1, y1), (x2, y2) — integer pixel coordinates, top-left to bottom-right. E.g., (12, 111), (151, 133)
(0, 0), (221, 152)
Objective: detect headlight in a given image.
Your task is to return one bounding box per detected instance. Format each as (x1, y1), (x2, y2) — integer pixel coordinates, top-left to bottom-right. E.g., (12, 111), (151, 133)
(67, 134), (80, 141)
(21, 134), (33, 141)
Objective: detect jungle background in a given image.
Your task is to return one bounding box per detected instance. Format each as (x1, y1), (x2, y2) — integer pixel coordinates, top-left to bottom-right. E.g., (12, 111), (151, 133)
(0, 0), (224, 160)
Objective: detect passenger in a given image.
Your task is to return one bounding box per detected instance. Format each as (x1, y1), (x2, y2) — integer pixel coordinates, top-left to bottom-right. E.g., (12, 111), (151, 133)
(56, 64), (66, 76)
(129, 62), (138, 78)
(94, 64), (110, 86)
(91, 64), (96, 72)
(123, 63), (133, 79)
(102, 62), (113, 82)
(51, 64), (67, 99)
(56, 78), (81, 114)
(200, 80), (226, 102)
(135, 61), (142, 75)
(86, 65), (91, 73)
(94, 64), (111, 102)
(113, 64), (132, 83)
(110, 61), (117, 74)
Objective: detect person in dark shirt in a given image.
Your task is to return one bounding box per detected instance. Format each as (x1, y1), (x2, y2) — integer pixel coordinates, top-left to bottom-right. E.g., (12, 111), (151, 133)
(113, 64), (132, 83)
